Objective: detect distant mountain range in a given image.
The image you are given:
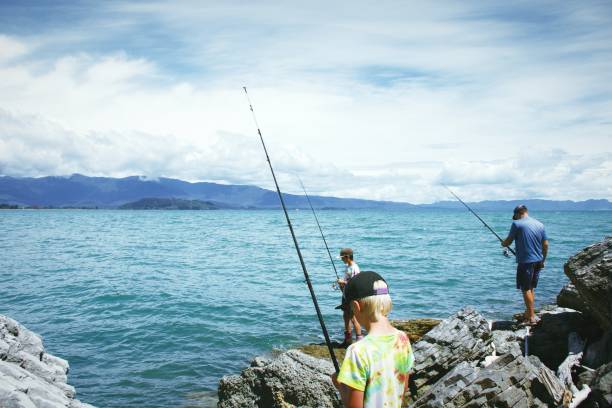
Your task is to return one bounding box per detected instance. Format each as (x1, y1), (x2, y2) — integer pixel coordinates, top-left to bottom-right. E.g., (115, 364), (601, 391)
(0, 174), (414, 210)
(1, 174), (611, 211)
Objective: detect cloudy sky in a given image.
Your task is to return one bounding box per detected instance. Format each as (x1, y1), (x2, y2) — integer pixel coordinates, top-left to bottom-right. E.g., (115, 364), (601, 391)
(0, 1), (611, 203)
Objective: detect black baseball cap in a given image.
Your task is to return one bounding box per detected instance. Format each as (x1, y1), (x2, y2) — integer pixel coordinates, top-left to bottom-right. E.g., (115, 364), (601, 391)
(513, 205), (528, 220)
(339, 248), (353, 258)
(340, 248), (353, 259)
(344, 271), (389, 302)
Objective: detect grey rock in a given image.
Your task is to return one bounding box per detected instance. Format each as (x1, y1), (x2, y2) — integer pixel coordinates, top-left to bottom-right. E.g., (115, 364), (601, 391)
(217, 350), (340, 408)
(584, 330), (612, 369)
(527, 307), (592, 370)
(491, 328), (527, 358)
(0, 315), (95, 408)
(585, 362), (612, 408)
(410, 308), (494, 397)
(557, 282), (592, 315)
(578, 367), (597, 388)
(564, 237), (612, 331)
(413, 353), (565, 407)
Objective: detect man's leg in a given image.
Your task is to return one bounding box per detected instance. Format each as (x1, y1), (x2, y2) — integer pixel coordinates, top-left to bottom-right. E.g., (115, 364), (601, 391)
(522, 289), (535, 321)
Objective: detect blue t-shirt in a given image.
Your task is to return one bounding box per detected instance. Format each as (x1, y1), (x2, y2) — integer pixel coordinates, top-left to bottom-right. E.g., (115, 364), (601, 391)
(508, 216), (548, 264)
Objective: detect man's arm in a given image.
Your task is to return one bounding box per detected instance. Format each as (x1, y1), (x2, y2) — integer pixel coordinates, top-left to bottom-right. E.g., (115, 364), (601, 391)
(542, 240), (548, 262)
(501, 236), (514, 247)
(502, 223), (517, 247)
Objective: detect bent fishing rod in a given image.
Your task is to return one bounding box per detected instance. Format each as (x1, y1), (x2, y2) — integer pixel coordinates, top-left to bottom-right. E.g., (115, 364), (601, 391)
(243, 87), (340, 373)
(443, 185), (516, 257)
(297, 176), (341, 284)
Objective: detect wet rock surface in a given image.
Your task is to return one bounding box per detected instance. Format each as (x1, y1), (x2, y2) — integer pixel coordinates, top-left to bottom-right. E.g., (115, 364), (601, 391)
(0, 314), (94, 408)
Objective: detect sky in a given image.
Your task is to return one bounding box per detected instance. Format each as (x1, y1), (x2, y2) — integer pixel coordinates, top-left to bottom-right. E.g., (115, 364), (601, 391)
(0, 1), (611, 203)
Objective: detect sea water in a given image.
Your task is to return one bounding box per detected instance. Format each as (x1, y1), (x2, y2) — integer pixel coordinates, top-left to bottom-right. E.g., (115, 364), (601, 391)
(1, 209), (610, 407)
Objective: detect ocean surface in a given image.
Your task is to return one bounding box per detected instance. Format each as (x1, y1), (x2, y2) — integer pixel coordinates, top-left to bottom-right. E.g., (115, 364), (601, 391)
(1, 209), (610, 407)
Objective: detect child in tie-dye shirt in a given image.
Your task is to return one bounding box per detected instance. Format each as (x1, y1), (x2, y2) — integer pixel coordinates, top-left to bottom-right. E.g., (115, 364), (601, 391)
(332, 271), (414, 408)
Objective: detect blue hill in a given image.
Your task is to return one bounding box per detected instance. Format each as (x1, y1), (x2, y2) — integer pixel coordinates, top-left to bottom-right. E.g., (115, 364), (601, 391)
(1, 174), (610, 210)
(0, 174), (415, 209)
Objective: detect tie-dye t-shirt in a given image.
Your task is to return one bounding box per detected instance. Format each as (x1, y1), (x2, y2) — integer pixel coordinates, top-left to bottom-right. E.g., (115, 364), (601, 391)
(337, 330), (414, 408)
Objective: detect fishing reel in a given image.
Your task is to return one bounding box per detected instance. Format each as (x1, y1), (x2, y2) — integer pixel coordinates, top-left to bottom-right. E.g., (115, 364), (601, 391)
(331, 281), (340, 291)
(503, 248), (511, 258)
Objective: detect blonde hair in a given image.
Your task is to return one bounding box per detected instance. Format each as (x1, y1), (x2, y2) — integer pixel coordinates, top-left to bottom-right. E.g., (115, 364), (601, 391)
(354, 280), (392, 322)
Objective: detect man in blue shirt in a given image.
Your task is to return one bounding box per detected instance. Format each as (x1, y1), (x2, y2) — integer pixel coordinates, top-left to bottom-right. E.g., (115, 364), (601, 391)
(501, 205), (549, 325)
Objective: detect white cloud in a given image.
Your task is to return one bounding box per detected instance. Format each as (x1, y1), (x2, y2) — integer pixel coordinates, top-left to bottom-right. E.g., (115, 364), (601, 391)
(0, 2), (611, 202)
(2, 106), (608, 203)
(0, 35), (29, 61)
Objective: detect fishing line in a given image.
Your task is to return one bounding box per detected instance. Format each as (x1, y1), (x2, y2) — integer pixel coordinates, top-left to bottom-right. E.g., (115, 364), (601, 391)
(243, 87), (340, 372)
(443, 185), (516, 257)
(297, 176), (341, 286)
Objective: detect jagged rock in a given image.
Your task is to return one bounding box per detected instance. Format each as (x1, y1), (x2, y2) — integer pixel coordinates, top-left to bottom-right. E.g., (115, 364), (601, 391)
(584, 330), (612, 369)
(527, 307), (593, 370)
(564, 237), (612, 331)
(410, 308), (494, 398)
(0, 315), (94, 408)
(217, 350), (340, 408)
(558, 282), (592, 315)
(413, 353), (565, 407)
(491, 327), (527, 358)
(584, 362), (612, 408)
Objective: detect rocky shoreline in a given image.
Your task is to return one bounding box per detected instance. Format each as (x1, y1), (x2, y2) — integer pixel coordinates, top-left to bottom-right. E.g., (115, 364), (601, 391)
(2, 238), (610, 407)
(218, 237), (611, 407)
(0, 315), (94, 407)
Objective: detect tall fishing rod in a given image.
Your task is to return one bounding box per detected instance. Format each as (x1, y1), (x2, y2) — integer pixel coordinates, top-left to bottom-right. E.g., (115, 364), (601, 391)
(297, 176), (341, 282)
(443, 184), (516, 257)
(243, 87), (340, 373)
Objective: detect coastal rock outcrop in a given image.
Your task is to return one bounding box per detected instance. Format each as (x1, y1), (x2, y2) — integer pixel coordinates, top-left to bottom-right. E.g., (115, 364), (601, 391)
(563, 237), (612, 331)
(413, 353), (565, 407)
(218, 350), (340, 408)
(411, 307), (494, 396)
(0, 315), (94, 408)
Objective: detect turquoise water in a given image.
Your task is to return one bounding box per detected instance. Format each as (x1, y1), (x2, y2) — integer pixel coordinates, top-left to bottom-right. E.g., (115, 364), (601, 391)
(1, 209), (610, 407)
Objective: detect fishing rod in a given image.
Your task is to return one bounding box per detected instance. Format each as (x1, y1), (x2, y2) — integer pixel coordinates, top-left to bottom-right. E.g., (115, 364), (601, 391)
(297, 176), (341, 284)
(443, 184), (516, 257)
(243, 87), (340, 373)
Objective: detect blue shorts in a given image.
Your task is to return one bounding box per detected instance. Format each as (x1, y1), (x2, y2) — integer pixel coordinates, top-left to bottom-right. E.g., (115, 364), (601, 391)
(516, 262), (540, 291)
